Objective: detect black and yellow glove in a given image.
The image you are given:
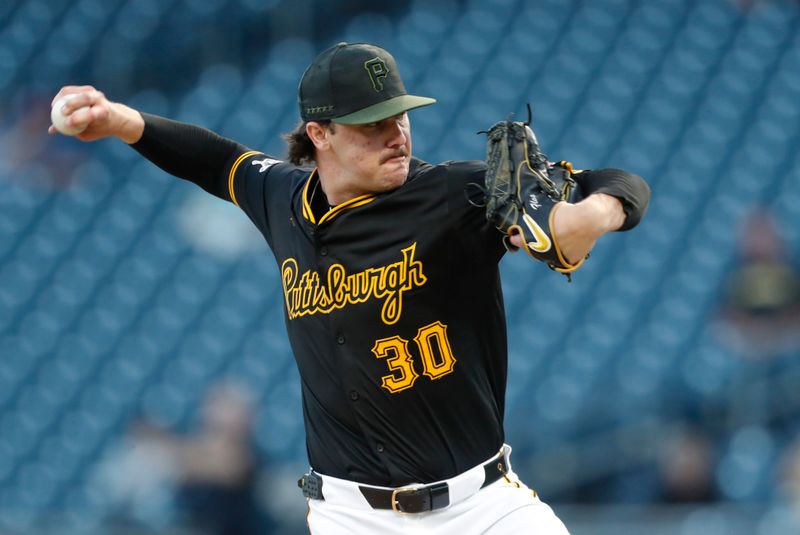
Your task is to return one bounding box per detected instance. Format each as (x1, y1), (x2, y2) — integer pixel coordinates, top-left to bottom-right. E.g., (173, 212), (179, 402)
(484, 111), (586, 278)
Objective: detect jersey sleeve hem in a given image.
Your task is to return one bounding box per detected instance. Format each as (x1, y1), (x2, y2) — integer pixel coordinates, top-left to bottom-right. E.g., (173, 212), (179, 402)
(227, 150), (265, 207)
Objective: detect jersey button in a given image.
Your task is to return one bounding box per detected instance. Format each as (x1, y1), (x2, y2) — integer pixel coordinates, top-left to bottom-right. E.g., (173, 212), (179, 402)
(320, 246), (328, 256)
(376, 443), (385, 453)
(337, 334), (345, 345)
(349, 390), (359, 401)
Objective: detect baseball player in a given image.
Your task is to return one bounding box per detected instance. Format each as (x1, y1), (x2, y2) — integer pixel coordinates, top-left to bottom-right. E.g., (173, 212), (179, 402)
(51, 42), (650, 534)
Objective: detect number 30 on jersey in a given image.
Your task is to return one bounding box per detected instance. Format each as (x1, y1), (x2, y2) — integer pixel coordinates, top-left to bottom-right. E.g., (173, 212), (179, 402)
(371, 321), (457, 393)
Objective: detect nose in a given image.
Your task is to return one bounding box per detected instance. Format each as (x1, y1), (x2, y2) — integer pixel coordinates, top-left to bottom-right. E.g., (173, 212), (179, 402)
(385, 118), (407, 148)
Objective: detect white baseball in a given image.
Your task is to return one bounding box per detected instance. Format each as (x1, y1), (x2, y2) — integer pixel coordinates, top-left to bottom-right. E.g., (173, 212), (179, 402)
(51, 94), (89, 136)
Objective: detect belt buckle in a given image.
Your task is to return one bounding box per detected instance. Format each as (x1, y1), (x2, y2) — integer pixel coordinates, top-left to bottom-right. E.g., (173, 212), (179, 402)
(391, 484), (423, 514)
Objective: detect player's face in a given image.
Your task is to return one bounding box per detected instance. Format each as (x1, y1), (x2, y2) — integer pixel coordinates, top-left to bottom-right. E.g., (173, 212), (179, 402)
(329, 112), (412, 195)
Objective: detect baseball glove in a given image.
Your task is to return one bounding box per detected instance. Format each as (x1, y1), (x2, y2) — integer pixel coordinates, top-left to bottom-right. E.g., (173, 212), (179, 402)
(484, 108), (586, 278)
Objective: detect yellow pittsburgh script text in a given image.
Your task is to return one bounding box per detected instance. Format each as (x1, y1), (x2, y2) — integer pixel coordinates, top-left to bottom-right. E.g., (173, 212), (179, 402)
(281, 243), (427, 325)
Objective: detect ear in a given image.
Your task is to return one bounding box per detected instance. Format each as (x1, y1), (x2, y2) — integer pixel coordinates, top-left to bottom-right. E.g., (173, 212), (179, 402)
(306, 122), (332, 151)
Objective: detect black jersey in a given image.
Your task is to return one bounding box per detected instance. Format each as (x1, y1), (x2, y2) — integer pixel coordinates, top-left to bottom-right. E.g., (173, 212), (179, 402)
(225, 153), (508, 486)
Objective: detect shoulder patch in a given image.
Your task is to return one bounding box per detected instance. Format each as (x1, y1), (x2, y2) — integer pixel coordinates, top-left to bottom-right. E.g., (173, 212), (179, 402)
(252, 157), (282, 173)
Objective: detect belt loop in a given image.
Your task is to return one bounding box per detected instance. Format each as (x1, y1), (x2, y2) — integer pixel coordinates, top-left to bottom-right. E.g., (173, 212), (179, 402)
(497, 447), (507, 475)
(429, 482), (450, 510)
(481, 450), (507, 489)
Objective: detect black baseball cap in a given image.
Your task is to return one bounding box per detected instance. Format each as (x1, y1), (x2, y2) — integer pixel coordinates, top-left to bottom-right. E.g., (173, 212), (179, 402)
(298, 42), (436, 125)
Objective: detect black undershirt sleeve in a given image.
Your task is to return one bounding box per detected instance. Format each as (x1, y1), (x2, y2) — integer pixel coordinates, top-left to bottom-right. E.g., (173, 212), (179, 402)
(575, 168), (652, 231)
(130, 112), (249, 200)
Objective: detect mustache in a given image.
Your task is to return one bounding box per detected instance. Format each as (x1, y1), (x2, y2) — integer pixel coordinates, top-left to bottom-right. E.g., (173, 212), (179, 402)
(381, 148), (409, 163)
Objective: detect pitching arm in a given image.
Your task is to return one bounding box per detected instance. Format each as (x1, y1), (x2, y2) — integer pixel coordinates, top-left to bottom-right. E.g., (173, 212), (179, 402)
(48, 85), (248, 201)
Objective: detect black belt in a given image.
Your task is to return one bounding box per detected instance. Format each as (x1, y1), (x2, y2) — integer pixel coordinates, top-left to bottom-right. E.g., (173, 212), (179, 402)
(299, 451), (509, 514)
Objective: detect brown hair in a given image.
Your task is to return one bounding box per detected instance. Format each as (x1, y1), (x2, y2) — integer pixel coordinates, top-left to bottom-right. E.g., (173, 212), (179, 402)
(283, 120), (334, 166)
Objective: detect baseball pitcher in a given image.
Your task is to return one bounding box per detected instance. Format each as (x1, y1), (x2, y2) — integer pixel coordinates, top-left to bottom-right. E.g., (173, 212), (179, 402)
(50, 42), (650, 534)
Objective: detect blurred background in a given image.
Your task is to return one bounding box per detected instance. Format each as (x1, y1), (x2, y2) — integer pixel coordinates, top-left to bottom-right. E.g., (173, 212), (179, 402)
(1, 0), (800, 533)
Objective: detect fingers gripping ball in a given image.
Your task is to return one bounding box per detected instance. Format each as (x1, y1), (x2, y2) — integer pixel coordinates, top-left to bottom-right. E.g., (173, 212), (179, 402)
(51, 95), (89, 136)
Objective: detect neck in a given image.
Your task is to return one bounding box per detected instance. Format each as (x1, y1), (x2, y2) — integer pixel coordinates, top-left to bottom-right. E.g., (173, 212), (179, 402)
(316, 166), (365, 206)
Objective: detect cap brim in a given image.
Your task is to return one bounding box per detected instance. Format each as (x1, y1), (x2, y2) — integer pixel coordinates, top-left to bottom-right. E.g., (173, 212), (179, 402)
(332, 94), (437, 125)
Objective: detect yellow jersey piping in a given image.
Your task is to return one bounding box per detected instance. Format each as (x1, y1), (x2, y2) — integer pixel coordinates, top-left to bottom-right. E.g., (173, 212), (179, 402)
(301, 168), (319, 224)
(318, 194), (376, 225)
(301, 169), (376, 225)
(228, 150), (262, 207)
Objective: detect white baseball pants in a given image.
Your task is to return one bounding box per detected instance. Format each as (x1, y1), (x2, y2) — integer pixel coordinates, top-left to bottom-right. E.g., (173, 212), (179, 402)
(305, 445), (570, 534)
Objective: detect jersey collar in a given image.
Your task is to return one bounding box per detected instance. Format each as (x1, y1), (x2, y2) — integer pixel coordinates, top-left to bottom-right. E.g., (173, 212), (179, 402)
(301, 168), (377, 225)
